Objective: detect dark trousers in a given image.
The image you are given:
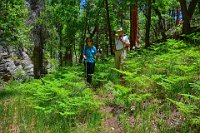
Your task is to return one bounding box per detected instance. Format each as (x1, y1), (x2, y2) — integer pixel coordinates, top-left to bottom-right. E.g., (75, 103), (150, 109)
(85, 62), (95, 83)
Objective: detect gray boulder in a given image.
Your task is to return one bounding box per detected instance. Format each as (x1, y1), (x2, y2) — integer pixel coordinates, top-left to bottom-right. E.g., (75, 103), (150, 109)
(0, 46), (34, 81)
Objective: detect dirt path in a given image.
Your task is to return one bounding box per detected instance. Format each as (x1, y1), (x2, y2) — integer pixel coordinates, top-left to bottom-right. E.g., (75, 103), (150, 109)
(95, 90), (125, 133)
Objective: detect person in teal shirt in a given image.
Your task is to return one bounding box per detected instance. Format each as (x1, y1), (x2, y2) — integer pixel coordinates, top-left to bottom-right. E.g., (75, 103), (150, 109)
(83, 37), (97, 83)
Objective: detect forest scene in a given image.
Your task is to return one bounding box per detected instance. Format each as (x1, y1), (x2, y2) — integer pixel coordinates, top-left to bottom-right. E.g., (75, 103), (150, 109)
(0, 0), (200, 132)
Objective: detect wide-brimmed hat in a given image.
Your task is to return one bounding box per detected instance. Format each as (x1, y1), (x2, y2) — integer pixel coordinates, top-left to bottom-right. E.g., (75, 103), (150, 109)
(116, 27), (123, 32)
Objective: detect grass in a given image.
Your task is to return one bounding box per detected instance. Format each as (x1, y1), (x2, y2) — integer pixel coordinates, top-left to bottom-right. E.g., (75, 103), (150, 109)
(0, 33), (200, 132)
(0, 67), (102, 132)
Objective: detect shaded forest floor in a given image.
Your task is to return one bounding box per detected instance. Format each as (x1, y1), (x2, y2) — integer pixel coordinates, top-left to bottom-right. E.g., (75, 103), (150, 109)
(0, 33), (200, 133)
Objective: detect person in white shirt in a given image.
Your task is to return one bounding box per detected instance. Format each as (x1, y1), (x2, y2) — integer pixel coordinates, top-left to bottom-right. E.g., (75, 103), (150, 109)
(115, 28), (130, 70)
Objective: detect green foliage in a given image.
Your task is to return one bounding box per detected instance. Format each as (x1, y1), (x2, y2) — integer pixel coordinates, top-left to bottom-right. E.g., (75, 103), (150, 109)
(5, 67), (101, 123)
(104, 81), (152, 111)
(118, 35), (199, 131)
(96, 35), (200, 132)
(0, 0), (31, 46)
(153, 0), (178, 12)
(0, 0), (200, 131)
(168, 92), (200, 126)
(181, 32), (200, 45)
(168, 98), (198, 114)
(1, 20), (200, 132)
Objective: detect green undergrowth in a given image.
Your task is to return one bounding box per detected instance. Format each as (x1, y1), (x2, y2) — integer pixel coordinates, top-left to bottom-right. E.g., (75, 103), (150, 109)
(1, 33), (200, 132)
(95, 37), (200, 132)
(105, 38), (200, 132)
(1, 67), (102, 132)
(181, 32), (200, 45)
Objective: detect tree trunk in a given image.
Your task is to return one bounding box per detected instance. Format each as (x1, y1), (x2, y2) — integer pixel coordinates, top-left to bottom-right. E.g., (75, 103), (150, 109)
(79, 29), (86, 63)
(106, 0), (114, 55)
(105, 29), (109, 56)
(199, 2), (200, 13)
(179, 0), (190, 34)
(176, 6), (180, 26)
(172, 10), (176, 27)
(152, 0), (166, 41)
(33, 25), (45, 78)
(150, 23), (158, 40)
(31, 0), (45, 79)
(130, 1), (138, 49)
(188, 0), (198, 20)
(96, 24), (100, 50)
(145, 0), (152, 48)
(57, 25), (63, 67)
(79, 11), (87, 63)
(105, 0), (114, 55)
(179, 0), (198, 34)
(111, 30), (116, 54)
(65, 46), (73, 66)
(74, 38), (77, 64)
(50, 43), (53, 58)
(65, 30), (75, 66)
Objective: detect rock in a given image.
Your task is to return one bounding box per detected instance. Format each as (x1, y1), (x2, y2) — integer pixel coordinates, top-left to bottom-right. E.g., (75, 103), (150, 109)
(0, 46), (34, 81)
(13, 65), (26, 79)
(22, 52), (30, 60)
(1, 52), (10, 59)
(22, 60), (34, 76)
(0, 64), (5, 71)
(14, 60), (21, 66)
(5, 60), (17, 75)
(0, 46), (3, 54)
(22, 60), (32, 67)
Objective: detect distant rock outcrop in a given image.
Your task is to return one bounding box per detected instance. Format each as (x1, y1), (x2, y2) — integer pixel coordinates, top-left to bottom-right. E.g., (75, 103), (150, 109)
(0, 46), (34, 81)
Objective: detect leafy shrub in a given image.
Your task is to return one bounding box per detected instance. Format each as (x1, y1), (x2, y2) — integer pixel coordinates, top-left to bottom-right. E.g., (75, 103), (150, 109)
(5, 67), (101, 123)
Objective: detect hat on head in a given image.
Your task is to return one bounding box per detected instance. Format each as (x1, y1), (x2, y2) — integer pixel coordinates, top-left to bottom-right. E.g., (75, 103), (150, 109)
(116, 27), (123, 32)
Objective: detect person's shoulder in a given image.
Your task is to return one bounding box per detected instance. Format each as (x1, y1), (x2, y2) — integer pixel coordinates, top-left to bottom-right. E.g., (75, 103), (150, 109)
(85, 45), (90, 49)
(92, 46), (97, 49)
(123, 34), (128, 37)
(123, 34), (129, 39)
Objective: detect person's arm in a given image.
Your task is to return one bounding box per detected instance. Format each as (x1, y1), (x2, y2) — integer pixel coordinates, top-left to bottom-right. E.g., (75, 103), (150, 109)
(83, 55), (87, 59)
(83, 47), (87, 59)
(94, 46), (97, 55)
(94, 46), (98, 60)
(120, 36), (130, 47)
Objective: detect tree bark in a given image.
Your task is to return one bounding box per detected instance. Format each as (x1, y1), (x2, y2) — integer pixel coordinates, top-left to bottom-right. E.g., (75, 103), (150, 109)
(171, 10), (176, 27)
(79, 12), (87, 63)
(130, 1), (138, 49)
(152, 0), (166, 41)
(65, 27), (75, 66)
(199, 2), (200, 13)
(188, 0), (198, 20)
(152, 25), (158, 40)
(96, 24), (100, 50)
(176, 6), (180, 26)
(145, 0), (152, 48)
(50, 42), (53, 58)
(179, 0), (198, 33)
(57, 24), (63, 67)
(105, 0), (114, 55)
(179, 0), (190, 34)
(65, 46), (73, 66)
(105, 28), (109, 56)
(31, 0), (45, 79)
